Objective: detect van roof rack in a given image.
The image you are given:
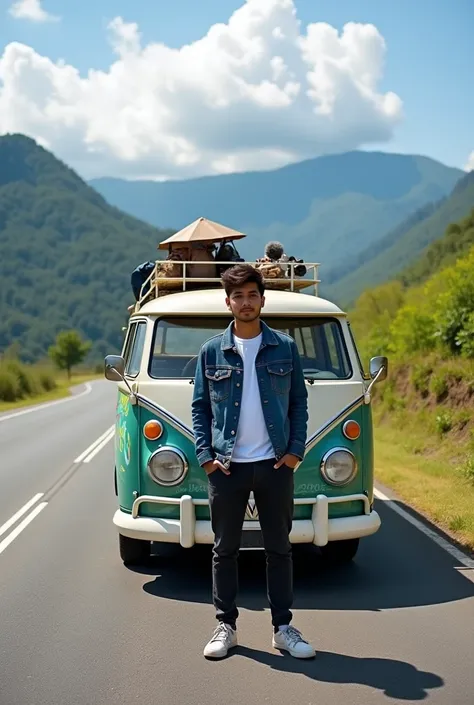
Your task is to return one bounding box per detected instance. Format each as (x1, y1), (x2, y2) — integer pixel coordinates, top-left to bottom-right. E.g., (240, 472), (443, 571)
(133, 260), (321, 312)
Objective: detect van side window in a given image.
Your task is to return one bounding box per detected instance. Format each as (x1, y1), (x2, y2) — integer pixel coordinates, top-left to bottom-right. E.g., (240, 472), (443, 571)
(347, 322), (369, 379)
(325, 324), (351, 378)
(125, 322), (147, 377)
(122, 323), (136, 364)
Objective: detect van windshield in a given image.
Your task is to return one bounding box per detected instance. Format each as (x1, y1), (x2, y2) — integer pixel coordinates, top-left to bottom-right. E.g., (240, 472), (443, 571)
(149, 316), (352, 380)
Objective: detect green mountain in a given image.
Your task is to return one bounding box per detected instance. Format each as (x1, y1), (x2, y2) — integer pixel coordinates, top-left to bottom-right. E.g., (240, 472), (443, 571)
(90, 151), (462, 277)
(326, 169), (474, 307)
(0, 134), (172, 362)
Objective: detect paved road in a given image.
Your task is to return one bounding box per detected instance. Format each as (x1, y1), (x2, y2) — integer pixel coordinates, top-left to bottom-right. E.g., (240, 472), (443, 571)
(1, 380), (473, 705)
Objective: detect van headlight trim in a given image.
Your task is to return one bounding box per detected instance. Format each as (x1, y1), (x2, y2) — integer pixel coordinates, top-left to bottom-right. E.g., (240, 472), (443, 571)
(147, 446), (188, 486)
(320, 448), (357, 486)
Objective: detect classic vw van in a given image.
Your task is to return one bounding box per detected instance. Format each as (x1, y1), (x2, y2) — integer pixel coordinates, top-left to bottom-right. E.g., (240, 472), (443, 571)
(105, 258), (387, 566)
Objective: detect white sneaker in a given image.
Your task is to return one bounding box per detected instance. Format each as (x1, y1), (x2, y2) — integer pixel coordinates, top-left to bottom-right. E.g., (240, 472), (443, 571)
(203, 623), (237, 659)
(273, 625), (316, 658)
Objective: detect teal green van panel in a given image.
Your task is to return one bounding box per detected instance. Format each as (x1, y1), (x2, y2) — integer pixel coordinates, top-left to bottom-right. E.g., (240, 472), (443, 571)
(115, 390), (141, 512)
(291, 403), (373, 519)
(122, 399), (374, 522)
(138, 405), (207, 520)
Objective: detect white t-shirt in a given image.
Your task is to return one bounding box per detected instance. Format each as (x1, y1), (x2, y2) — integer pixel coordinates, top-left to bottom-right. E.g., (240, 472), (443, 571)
(231, 332), (274, 463)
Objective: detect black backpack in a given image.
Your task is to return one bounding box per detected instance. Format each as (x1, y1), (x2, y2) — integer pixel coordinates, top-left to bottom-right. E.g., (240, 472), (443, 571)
(215, 241), (244, 275)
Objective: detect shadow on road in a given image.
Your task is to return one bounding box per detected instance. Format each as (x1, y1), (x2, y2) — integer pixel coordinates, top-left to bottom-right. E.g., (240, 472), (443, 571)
(136, 501), (474, 612)
(232, 647), (444, 700)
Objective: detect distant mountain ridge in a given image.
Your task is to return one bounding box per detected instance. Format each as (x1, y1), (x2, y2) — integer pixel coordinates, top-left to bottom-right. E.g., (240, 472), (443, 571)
(90, 150), (462, 277)
(326, 169), (474, 306)
(0, 133), (469, 363)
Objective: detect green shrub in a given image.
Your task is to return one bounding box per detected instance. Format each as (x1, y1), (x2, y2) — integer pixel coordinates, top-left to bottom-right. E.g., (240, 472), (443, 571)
(388, 305), (436, 357)
(0, 359), (57, 401)
(460, 455), (474, 484)
(0, 367), (22, 401)
(4, 359), (40, 397)
(37, 368), (57, 392)
(435, 411), (453, 435)
(456, 312), (474, 358)
(411, 364), (432, 396)
(430, 373), (449, 401)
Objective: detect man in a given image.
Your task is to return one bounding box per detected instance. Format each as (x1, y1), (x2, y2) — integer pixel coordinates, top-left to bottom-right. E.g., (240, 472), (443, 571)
(191, 263), (315, 660)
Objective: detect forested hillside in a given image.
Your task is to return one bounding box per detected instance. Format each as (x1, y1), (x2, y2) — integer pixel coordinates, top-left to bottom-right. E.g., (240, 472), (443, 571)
(348, 209), (474, 550)
(328, 170), (474, 306)
(399, 205), (474, 287)
(0, 134), (172, 362)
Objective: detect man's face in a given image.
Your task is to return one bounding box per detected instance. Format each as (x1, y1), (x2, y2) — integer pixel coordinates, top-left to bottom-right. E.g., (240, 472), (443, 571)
(226, 281), (265, 322)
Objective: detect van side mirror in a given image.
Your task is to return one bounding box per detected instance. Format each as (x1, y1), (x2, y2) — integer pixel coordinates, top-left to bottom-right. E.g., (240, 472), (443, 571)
(369, 356), (388, 382)
(104, 355), (125, 381)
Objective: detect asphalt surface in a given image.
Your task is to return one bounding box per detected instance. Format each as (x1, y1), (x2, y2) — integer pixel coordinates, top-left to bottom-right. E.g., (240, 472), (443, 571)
(1, 380), (473, 705)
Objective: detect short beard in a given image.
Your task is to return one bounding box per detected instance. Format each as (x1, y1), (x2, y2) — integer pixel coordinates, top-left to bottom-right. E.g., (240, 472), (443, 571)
(233, 308), (261, 323)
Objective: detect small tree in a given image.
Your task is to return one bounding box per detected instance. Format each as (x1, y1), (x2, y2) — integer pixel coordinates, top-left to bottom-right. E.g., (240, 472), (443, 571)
(49, 330), (91, 379)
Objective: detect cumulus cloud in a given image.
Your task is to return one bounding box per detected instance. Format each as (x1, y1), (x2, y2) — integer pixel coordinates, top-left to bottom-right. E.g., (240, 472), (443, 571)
(9, 0), (59, 22)
(465, 151), (474, 172)
(0, 0), (402, 179)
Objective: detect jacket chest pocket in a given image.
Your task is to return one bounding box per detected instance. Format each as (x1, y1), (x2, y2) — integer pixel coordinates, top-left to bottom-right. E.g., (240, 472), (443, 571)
(205, 367), (232, 402)
(267, 362), (292, 395)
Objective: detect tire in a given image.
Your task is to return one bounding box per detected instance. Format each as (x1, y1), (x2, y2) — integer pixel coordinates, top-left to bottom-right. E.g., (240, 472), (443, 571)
(119, 534), (151, 565)
(320, 538), (359, 564)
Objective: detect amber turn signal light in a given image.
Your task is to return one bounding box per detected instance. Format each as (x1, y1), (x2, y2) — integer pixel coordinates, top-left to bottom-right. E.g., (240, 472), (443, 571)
(342, 419), (360, 440)
(143, 420), (163, 440)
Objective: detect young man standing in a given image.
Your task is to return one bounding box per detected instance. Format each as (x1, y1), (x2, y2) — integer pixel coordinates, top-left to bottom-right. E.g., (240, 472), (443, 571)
(191, 263), (315, 660)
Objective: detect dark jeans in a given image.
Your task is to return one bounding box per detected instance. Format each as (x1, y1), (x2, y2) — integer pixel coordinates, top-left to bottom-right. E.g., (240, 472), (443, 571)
(207, 458), (294, 630)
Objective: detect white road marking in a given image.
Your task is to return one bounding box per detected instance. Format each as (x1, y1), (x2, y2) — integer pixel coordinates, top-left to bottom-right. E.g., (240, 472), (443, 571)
(0, 502), (48, 555)
(74, 425), (115, 464)
(0, 493), (45, 539)
(374, 487), (474, 569)
(83, 429), (115, 464)
(0, 418), (115, 558)
(0, 382), (93, 423)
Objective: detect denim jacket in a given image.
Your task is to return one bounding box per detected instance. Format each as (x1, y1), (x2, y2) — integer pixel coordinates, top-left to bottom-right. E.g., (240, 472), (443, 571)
(191, 320), (308, 470)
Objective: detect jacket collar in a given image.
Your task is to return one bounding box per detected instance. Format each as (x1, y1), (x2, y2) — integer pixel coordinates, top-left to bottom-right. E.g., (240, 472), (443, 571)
(221, 319), (279, 350)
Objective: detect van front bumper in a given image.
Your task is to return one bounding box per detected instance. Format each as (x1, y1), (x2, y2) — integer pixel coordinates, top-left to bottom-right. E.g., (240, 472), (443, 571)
(113, 493), (381, 548)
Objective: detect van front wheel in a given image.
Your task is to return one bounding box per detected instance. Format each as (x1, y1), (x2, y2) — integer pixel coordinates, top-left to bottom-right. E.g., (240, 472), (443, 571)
(119, 534), (151, 565)
(320, 538), (359, 564)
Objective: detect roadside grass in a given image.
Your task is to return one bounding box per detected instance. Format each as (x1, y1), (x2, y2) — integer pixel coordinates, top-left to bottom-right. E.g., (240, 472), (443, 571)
(373, 360), (474, 553)
(0, 371), (102, 412)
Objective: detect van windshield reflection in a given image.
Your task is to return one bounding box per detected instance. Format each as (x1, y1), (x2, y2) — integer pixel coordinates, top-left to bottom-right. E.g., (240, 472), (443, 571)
(148, 316), (352, 380)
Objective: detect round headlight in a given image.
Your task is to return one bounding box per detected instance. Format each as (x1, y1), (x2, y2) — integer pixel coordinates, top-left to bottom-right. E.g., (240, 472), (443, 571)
(320, 448), (357, 486)
(148, 447), (188, 486)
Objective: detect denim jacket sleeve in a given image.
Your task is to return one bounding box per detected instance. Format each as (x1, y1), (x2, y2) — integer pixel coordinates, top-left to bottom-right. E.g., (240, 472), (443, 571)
(286, 340), (308, 460)
(191, 346), (214, 467)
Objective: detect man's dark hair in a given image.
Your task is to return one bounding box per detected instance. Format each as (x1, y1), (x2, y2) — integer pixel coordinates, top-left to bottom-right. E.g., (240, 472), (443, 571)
(221, 263), (265, 297)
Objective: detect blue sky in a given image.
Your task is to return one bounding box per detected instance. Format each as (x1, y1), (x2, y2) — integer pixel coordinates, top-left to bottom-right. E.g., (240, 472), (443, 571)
(1, 0), (473, 179)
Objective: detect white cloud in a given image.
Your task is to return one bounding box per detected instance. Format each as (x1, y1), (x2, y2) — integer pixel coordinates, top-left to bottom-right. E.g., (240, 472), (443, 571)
(9, 0), (59, 22)
(465, 151), (474, 172)
(0, 0), (402, 179)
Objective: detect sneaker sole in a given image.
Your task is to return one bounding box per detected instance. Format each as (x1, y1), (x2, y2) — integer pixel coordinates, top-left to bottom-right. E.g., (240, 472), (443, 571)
(272, 638), (316, 659)
(203, 640), (238, 660)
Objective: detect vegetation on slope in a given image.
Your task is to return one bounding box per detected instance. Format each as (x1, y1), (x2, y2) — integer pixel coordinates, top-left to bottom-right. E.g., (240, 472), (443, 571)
(0, 134), (172, 363)
(349, 209), (474, 551)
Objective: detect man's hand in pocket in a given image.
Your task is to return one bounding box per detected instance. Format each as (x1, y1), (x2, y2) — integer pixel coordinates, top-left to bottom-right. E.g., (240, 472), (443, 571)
(203, 459), (231, 476)
(274, 454), (299, 470)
